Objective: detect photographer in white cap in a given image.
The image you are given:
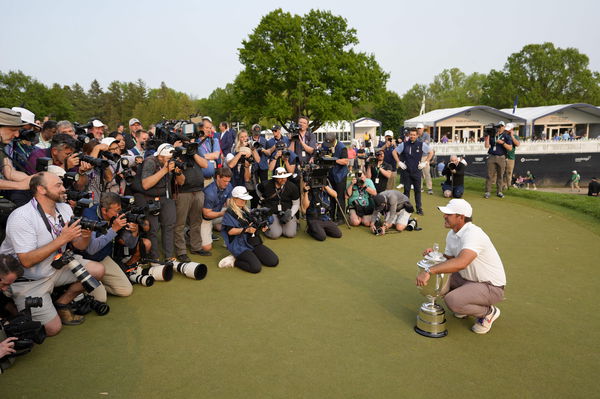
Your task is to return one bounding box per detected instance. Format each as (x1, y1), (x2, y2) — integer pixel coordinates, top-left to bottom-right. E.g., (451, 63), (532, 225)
(259, 167), (300, 239)
(416, 199), (506, 334)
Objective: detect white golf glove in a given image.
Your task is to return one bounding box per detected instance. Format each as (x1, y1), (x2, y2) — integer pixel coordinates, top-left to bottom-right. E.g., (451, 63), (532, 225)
(398, 161), (407, 170)
(418, 162), (427, 170)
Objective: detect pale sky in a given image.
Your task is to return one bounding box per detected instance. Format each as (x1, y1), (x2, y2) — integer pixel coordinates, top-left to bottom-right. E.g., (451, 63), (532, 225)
(2, 0), (599, 99)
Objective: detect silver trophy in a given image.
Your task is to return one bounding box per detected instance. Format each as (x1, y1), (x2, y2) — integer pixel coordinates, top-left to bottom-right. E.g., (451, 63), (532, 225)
(415, 243), (451, 338)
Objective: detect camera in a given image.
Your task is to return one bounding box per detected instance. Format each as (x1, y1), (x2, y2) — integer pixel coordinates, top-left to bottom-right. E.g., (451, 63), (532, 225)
(51, 249), (101, 293)
(66, 190), (92, 202)
(15, 128), (38, 145)
(73, 198), (94, 217)
(301, 164), (330, 189)
(70, 216), (109, 235)
(366, 155), (377, 166)
(405, 218), (421, 231)
(127, 267), (155, 287)
(72, 293), (110, 316)
(35, 157), (53, 173)
(483, 124), (496, 136)
(276, 209), (292, 225)
(78, 153), (109, 169)
(131, 263), (173, 282)
(131, 200), (161, 217)
(169, 260), (208, 280)
(0, 296), (45, 371)
(372, 218), (384, 236)
(286, 121), (300, 140)
(248, 207), (271, 231)
(122, 210), (146, 225)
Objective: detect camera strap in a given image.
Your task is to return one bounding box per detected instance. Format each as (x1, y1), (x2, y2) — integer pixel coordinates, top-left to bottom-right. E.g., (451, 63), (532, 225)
(31, 199), (64, 239)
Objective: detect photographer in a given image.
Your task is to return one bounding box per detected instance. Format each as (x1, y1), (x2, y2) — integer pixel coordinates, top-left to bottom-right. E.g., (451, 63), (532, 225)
(222, 186), (279, 274)
(267, 126), (297, 177)
(290, 116), (316, 166)
(79, 192), (140, 299)
(259, 167), (300, 239)
(365, 149), (393, 193)
(0, 109), (33, 192)
(128, 129), (149, 158)
(346, 172), (377, 227)
(36, 120), (58, 149)
(0, 172), (104, 336)
(0, 255), (23, 358)
(173, 140), (208, 262)
(441, 155), (465, 198)
(321, 132), (349, 223)
(300, 179), (342, 241)
(484, 121), (513, 199)
(370, 190), (414, 234)
(197, 119), (221, 179)
(136, 143), (179, 261)
(200, 167), (233, 256)
(250, 124), (270, 184)
(125, 118), (143, 150)
(376, 131), (400, 190)
(226, 129), (260, 190)
(56, 120), (76, 138)
(88, 119), (107, 141)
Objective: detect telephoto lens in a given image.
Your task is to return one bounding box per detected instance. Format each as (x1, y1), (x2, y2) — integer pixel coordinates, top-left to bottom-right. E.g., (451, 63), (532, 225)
(51, 250), (101, 293)
(170, 261), (208, 280)
(72, 294), (110, 316)
(127, 267), (155, 287)
(139, 264), (174, 282)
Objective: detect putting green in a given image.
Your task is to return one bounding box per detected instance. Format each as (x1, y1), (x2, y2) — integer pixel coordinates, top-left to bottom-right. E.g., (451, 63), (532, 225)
(2, 190), (598, 398)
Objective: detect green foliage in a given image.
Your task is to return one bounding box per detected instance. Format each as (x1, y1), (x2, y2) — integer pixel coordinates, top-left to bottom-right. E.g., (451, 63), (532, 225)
(360, 90), (405, 136)
(481, 42), (600, 108)
(234, 8), (389, 130)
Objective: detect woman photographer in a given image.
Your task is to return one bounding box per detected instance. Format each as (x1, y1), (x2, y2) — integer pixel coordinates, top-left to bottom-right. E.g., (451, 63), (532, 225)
(225, 129), (260, 188)
(222, 186), (279, 274)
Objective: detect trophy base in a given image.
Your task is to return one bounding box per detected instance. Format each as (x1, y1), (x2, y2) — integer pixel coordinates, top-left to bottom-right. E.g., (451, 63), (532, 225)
(415, 302), (448, 338)
(414, 326), (448, 338)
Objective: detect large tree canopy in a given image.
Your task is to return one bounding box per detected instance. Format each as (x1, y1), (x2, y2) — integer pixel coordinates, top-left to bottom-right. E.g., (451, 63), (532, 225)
(482, 42), (600, 108)
(234, 9), (389, 130)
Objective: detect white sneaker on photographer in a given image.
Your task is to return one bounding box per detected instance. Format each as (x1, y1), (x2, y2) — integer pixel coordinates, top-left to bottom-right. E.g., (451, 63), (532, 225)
(472, 306), (500, 334)
(454, 313), (468, 319)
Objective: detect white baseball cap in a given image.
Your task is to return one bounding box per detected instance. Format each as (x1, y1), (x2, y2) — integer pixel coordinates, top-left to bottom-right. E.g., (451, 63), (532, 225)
(100, 137), (119, 147)
(156, 143), (174, 157)
(273, 167), (292, 179)
(47, 164), (66, 178)
(505, 123), (514, 131)
(91, 119), (106, 128)
(416, 123), (424, 129)
(11, 107), (40, 128)
(438, 199), (473, 218)
(232, 186), (253, 200)
(384, 130), (393, 137)
(129, 118), (141, 126)
(496, 121), (505, 127)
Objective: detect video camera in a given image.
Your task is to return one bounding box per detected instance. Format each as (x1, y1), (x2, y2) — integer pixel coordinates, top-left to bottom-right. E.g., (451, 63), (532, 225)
(14, 128), (38, 145)
(0, 296), (45, 372)
(286, 121), (301, 141)
(301, 164), (330, 189)
(247, 207), (271, 231)
(483, 124), (497, 137)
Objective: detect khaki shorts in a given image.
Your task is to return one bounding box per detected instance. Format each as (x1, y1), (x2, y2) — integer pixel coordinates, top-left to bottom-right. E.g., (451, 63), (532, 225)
(200, 216), (224, 246)
(9, 255), (91, 325)
(390, 209), (410, 226)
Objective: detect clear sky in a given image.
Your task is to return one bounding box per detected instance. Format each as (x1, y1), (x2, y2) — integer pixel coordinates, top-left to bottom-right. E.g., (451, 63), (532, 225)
(2, 0), (599, 99)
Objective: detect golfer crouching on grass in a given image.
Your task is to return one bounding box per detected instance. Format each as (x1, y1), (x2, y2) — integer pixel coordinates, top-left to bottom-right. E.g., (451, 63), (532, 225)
(221, 186), (279, 274)
(416, 199), (506, 334)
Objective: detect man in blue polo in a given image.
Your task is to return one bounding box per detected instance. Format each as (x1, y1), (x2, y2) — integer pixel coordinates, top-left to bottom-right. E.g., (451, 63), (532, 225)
(395, 128), (430, 215)
(250, 124), (270, 184)
(199, 167), (233, 256)
(322, 132), (349, 223)
(377, 130), (400, 191)
(484, 121), (513, 199)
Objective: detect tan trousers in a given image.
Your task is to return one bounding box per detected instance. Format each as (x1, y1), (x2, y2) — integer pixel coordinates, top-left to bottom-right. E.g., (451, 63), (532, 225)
(486, 155), (506, 194)
(421, 157), (432, 190)
(503, 159), (515, 190)
(174, 191), (204, 255)
(93, 256), (133, 302)
(442, 273), (504, 318)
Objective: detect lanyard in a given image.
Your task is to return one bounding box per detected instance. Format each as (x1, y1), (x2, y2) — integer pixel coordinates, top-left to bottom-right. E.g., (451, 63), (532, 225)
(32, 199), (65, 239)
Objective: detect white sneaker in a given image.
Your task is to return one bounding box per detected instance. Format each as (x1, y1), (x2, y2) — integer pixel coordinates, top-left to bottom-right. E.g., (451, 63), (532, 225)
(471, 306), (501, 334)
(218, 255), (235, 268)
(454, 313), (468, 319)
(396, 184), (404, 190)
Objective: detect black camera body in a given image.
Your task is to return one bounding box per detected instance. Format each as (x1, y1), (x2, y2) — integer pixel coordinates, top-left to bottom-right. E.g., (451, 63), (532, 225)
(51, 249), (101, 293)
(276, 209), (292, 225)
(373, 217), (384, 236)
(248, 207), (271, 231)
(131, 199), (161, 217)
(302, 164), (331, 189)
(78, 153), (109, 169)
(35, 157), (53, 173)
(287, 121), (300, 141)
(0, 296), (45, 372)
(123, 210), (146, 225)
(70, 216), (109, 235)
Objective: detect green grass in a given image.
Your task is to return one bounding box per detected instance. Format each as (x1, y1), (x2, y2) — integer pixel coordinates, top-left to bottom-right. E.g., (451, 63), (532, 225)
(1, 187), (599, 398)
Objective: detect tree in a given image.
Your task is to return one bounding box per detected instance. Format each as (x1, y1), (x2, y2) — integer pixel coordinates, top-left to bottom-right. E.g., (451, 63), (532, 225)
(428, 68), (487, 109)
(133, 82), (196, 125)
(360, 90), (405, 136)
(234, 9), (389, 130)
(482, 42), (600, 108)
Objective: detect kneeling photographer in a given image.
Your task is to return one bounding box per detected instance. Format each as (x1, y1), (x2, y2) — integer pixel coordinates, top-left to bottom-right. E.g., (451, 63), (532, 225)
(300, 175), (342, 241)
(346, 171), (377, 227)
(0, 172), (105, 336)
(370, 190), (416, 235)
(79, 192), (143, 299)
(259, 167), (300, 239)
(0, 254), (23, 359)
(222, 186), (279, 274)
(441, 155), (465, 198)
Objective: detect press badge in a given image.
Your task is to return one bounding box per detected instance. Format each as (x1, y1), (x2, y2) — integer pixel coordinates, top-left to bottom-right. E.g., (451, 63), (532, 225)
(277, 204), (282, 212)
(320, 207), (326, 215)
(302, 151), (306, 158)
(375, 178), (379, 184)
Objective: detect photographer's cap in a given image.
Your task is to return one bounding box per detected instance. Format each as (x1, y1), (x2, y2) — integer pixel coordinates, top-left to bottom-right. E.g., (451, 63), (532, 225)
(91, 119), (106, 128)
(273, 167), (292, 179)
(251, 124), (261, 133)
(11, 107), (40, 128)
(202, 116), (212, 123)
(438, 199), (473, 218)
(384, 130), (393, 137)
(495, 121), (505, 127)
(324, 132), (336, 145)
(156, 143), (174, 158)
(129, 118), (141, 126)
(101, 137), (119, 147)
(47, 164), (66, 178)
(271, 125), (281, 131)
(505, 123), (514, 131)
(416, 123), (424, 129)
(0, 108), (28, 127)
(232, 186), (253, 200)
